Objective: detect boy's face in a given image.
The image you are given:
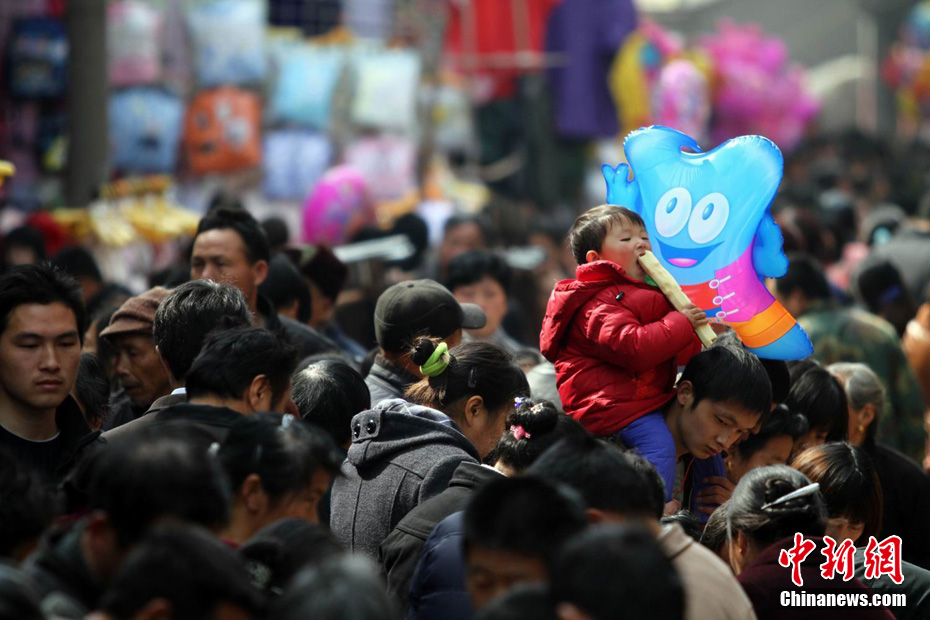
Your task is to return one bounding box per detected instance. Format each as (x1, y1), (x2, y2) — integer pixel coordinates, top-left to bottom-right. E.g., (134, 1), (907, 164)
(674, 381), (761, 459)
(466, 546), (548, 611)
(586, 219), (651, 280)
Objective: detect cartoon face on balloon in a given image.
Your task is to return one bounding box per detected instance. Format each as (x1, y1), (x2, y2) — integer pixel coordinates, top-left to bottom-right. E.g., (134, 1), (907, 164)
(604, 126), (812, 360)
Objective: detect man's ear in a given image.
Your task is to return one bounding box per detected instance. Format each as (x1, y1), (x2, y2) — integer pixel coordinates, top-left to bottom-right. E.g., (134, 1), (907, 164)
(859, 403), (876, 428)
(676, 380), (694, 408)
(246, 374), (273, 412)
(252, 259), (269, 288)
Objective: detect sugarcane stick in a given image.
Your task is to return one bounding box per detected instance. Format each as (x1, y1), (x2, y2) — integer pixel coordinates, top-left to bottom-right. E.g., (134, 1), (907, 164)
(638, 250), (717, 348)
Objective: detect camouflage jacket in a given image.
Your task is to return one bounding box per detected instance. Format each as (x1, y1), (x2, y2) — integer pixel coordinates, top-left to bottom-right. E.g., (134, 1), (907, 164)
(799, 303), (927, 464)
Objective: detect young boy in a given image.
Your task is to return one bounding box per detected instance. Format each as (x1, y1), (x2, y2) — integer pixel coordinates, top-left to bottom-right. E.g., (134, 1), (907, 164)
(539, 204), (711, 501)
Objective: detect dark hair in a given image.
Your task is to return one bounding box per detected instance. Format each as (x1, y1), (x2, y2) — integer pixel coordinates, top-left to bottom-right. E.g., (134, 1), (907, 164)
(292, 360), (370, 446)
(406, 338), (529, 421)
(196, 207), (270, 263)
(477, 583), (555, 620)
(700, 501), (729, 555)
(679, 346), (772, 416)
(239, 518), (344, 596)
(272, 556), (400, 620)
(444, 213), (493, 245)
(259, 254), (312, 324)
(74, 353), (110, 430)
(463, 477), (587, 568)
(791, 443), (882, 542)
(86, 426), (232, 547)
(551, 525), (684, 620)
(0, 448), (60, 559)
(153, 283), (251, 384)
(219, 413), (342, 504)
(2, 225), (46, 266)
(262, 216), (291, 250)
(51, 245), (102, 283)
(186, 327), (298, 405)
(489, 399), (588, 474)
(727, 465), (826, 549)
(527, 435), (664, 520)
(784, 364), (848, 441)
(852, 258), (915, 336)
(774, 253), (832, 301)
(569, 205), (646, 265)
(0, 262), (86, 342)
(99, 524), (263, 618)
(661, 509), (703, 541)
(713, 331), (791, 404)
(446, 250), (512, 294)
(734, 404), (809, 462)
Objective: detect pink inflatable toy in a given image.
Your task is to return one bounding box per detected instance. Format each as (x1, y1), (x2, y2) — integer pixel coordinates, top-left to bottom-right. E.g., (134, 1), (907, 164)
(301, 166), (376, 246)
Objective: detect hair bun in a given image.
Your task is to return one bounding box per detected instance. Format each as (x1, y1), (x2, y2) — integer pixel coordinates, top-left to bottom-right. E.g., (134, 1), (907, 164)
(508, 399), (559, 437)
(410, 337), (439, 367)
(761, 478), (817, 516)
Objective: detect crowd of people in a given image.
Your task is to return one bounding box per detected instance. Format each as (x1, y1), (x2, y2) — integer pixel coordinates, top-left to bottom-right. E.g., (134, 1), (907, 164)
(1, 128), (930, 619)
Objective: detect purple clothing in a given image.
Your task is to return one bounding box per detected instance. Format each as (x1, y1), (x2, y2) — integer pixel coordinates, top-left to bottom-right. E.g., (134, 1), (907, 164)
(545, 0), (636, 138)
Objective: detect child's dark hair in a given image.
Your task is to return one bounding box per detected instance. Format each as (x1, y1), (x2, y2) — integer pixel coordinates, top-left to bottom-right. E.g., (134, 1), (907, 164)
(405, 338), (529, 420)
(445, 250), (512, 294)
(569, 204), (646, 265)
(733, 404), (808, 462)
(488, 399), (588, 474)
(785, 362), (848, 441)
(679, 346), (772, 417)
(218, 413), (343, 505)
(727, 465), (826, 548)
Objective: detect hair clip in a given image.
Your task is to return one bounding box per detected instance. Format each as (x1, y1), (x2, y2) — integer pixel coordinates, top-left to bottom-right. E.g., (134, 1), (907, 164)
(281, 414), (296, 429)
(514, 396), (528, 409)
(512, 425), (531, 440)
(208, 442), (220, 456)
(760, 482), (820, 511)
(420, 342), (450, 377)
(467, 366), (478, 389)
(530, 403), (546, 415)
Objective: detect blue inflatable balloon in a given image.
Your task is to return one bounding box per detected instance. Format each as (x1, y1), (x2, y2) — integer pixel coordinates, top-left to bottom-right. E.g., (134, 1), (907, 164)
(603, 126), (813, 361)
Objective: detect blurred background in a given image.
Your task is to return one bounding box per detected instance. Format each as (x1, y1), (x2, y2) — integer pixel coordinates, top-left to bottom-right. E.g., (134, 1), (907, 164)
(2, 0), (930, 354)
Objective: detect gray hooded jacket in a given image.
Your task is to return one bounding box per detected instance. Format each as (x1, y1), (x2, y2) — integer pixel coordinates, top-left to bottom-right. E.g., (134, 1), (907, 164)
(330, 398), (479, 559)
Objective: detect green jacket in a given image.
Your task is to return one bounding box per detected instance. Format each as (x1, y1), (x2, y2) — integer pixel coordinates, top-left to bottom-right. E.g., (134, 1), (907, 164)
(799, 303), (927, 463)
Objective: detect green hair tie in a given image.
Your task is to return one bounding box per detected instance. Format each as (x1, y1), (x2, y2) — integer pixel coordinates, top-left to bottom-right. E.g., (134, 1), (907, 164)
(420, 342), (450, 377)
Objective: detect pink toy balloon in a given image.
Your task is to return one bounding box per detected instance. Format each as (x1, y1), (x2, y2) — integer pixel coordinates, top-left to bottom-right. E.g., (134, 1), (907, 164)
(301, 166), (376, 246)
(651, 59), (710, 142)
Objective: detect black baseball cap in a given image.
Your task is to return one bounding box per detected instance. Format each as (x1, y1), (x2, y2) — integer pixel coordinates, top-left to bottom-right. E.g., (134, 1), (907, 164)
(374, 279), (486, 352)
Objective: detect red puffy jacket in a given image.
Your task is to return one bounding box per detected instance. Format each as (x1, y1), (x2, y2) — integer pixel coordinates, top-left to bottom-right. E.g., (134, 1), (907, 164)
(539, 260), (700, 436)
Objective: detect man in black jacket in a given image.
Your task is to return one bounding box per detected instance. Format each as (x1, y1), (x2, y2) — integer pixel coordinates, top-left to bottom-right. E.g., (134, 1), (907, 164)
(0, 263), (96, 481)
(190, 207), (337, 359)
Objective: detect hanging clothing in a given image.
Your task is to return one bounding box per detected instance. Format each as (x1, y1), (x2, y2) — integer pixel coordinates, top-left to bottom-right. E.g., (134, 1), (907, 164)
(545, 0), (636, 138)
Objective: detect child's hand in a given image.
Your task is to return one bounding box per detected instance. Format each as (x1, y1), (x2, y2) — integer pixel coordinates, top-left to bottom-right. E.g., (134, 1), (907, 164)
(680, 303), (709, 329)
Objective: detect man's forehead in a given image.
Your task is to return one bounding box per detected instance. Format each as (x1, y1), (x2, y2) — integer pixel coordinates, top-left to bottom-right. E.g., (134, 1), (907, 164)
(6, 302), (78, 334)
(192, 228), (248, 257)
(712, 400), (760, 425)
